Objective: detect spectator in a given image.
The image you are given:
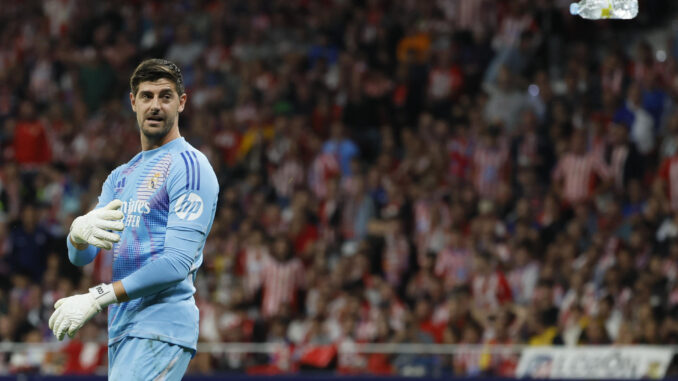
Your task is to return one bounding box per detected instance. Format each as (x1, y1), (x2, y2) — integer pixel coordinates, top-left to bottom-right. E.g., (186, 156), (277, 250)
(657, 146), (678, 212)
(605, 122), (644, 193)
(427, 50), (464, 117)
(2, 0), (678, 377)
(340, 174), (375, 242)
(12, 101), (51, 168)
(470, 254), (512, 312)
(322, 122), (359, 178)
(471, 125), (510, 201)
(261, 235), (305, 318)
(8, 205), (51, 283)
(166, 24), (205, 69)
(552, 130), (611, 205)
(77, 49), (116, 112)
(483, 66), (527, 133)
(435, 229), (472, 293)
(615, 82), (655, 156)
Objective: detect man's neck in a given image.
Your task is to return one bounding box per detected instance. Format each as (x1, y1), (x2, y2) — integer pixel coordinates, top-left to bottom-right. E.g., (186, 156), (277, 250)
(141, 128), (181, 151)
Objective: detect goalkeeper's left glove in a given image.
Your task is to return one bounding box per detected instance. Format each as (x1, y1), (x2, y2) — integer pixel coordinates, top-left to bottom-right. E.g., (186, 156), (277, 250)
(69, 199), (125, 250)
(48, 283), (118, 340)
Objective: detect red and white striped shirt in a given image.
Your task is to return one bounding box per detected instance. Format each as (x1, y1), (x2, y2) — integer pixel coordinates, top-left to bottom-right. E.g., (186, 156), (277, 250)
(241, 245), (271, 298)
(308, 153), (340, 199)
(552, 152), (610, 204)
(271, 159), (304, 199)
(435, 246), (472, 291)
(472, 145), (509, 200)
(506, 262), (539, 305)
(261, 257), (305, 317)
(471, 271), (513, 311)
(447, 136), (473, 181)
(437, 0), (494, 30)
(414, 200), (433, 237)
(494, 12), (535, 49)
(383, 232), (410, 287)
(414, 200), (451, 239)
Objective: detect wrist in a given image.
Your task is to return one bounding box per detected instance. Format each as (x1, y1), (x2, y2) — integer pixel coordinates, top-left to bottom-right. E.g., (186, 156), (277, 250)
(69, 233), (88, 250)
(69, 217), (87, 245)
(88, 283), (118, 309)
(113, 280), (129, 302)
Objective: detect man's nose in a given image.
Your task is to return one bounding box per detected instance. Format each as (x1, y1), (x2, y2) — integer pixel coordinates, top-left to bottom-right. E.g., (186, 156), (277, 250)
(150, 96), (161, 111)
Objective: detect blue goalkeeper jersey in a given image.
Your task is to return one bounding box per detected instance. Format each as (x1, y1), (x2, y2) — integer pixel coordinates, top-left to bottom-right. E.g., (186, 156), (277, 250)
(68, 137), (218, 352)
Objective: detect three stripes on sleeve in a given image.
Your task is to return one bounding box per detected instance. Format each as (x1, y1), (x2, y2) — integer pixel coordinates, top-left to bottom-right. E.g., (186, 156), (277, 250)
(179, 151), (200, 191)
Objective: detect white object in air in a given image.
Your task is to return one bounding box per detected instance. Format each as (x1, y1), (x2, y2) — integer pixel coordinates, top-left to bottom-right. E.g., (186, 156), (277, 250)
(570, 0), (638, 20)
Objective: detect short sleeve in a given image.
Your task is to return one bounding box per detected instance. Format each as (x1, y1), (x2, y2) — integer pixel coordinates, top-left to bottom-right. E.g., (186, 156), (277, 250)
(166, 150), (219, 233)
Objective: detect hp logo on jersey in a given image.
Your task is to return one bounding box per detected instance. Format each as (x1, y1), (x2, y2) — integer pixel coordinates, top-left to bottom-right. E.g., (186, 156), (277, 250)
(175, 193), (204, 221)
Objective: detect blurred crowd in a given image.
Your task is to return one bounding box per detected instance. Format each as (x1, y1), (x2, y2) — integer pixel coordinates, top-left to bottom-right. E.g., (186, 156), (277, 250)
(1, 0), (678, 377)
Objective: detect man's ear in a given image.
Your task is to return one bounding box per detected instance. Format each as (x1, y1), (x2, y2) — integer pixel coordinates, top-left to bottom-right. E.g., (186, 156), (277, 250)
(178, 93), (187, 113)
(129, 92), (136, 113)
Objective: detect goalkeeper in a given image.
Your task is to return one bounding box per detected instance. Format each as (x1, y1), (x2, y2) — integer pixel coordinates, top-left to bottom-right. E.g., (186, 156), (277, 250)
(48, 59), (219, 380)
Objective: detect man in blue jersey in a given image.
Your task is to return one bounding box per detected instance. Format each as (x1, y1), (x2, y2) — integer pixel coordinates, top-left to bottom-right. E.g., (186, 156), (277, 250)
(48, 59), (219, 380)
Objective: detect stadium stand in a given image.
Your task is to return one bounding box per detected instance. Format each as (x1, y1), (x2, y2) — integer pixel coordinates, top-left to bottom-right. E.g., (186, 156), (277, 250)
(1, 0), (678, 377)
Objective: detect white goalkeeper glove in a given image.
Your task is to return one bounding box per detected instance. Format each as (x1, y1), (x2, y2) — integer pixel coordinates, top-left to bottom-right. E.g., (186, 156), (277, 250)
(48, 283), (118, 340)
(70, 199), (125, 250)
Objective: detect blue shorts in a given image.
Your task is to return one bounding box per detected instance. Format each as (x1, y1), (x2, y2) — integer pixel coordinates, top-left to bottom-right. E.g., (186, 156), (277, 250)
(108, 337), (192, 381)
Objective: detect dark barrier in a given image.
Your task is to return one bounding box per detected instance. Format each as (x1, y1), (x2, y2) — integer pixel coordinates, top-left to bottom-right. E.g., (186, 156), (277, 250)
(1, 376), (676, 381)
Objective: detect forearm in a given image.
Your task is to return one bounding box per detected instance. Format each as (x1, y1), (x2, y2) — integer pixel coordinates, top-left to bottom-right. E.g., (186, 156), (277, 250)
(67, 235), (99, 266)
(119, 226), (203, 300)
(120, 253), (191, 300)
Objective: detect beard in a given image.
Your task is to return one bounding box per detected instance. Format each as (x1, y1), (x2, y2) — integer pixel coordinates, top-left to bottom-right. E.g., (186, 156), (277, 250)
(138, 112), (176, 141)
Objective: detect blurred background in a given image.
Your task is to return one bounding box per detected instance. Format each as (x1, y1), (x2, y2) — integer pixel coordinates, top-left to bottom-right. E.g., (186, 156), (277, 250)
(2, 0), (678, 379)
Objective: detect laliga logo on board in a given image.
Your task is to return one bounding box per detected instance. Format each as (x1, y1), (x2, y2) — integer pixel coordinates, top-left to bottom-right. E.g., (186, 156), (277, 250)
(175, 193), (204, 221)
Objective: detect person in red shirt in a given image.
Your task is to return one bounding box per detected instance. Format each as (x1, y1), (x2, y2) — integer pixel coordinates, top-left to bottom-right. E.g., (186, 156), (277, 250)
(12, 100), (52, 167)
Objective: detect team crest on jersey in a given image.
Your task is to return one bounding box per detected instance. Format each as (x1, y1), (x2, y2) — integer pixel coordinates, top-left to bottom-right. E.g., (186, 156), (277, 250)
(175, 192), (204, 221)
(147, 172), (164, 189)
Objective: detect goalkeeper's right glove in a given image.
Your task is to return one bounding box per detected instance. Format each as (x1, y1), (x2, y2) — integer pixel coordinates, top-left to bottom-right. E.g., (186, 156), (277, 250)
(70, 199), (125, 250)
(49, 283), (118, 340)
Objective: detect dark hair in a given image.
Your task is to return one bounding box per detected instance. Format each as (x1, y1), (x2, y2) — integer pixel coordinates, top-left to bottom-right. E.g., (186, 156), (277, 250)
(130, 59), (184, 96)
